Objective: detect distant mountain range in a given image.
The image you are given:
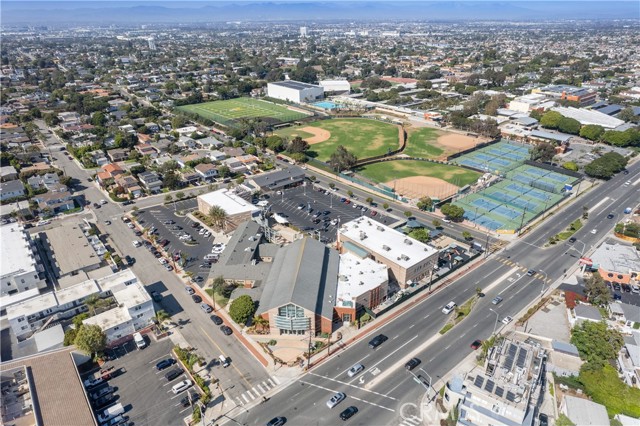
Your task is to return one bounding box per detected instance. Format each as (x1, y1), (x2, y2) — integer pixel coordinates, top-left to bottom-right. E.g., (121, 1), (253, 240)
(2, 1), (638, 25)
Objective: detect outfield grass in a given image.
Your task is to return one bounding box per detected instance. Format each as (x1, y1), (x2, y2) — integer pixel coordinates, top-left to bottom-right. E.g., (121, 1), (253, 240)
(271, 127), (316, 141)
(357, 160), (481, 186)
(177, 98), (309, 127)
(404, 128), (444, 159)
(276, 118), (399, 162)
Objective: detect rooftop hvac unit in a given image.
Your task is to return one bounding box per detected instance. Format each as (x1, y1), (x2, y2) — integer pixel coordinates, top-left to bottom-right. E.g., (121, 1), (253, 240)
(404, 239), (413, 245)
(377, 226), (385, 232)
(382, 245), (391, 251)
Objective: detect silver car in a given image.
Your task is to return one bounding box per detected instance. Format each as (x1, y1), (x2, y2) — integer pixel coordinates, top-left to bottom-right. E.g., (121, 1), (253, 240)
(326, 392), (346, 409)
(347, 363), (364, 378)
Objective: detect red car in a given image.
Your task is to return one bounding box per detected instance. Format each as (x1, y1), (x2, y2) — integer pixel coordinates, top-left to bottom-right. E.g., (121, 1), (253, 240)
(159, 239), (169, 247)
(470, 340), (482, 350)
(370, 210), (377, 216)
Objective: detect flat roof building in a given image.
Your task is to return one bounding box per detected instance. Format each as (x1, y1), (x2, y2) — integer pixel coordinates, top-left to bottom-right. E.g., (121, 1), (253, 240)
(335, 252), (388, 323)
(319, 79), (351, 94)
(0, 223), (46, 296)
(533, 85), (597, 106)
(244, 166), (305, 193)
(590, 242), (640, 286)
(552, 106), (624, 129)
(338, 217), (439, 288)
(197, 188), (260, 231)
(561, 395), (610, 426)
(267, 80), (324, 104)
(38, 221), (103, 279)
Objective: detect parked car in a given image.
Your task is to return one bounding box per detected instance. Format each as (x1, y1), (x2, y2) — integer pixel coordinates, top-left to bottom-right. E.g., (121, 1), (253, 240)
(164, 264), (173, 271)
(266, 417), (287, 426)
(90, 385), (115, 401)
(201, 303), (213, 313)
(347, 364), (364, 378)
(185, 287), (195, 295)
(150, 291), (162, 302)
(83, 377), (104, 389)
(156, 358), (176, 371)
(165, 369), (183, 382)
(368, 334), (387, 349)
(124, 255), (134, 266)
(326, 392), (346, 409)
(502, 316), (513, 325)
(171, 380), (193, 394)
(192, 295), (202, 303)
(93, 393), (116, 410)
(211, 315), (223, 325)
(220, 325), (233, 335)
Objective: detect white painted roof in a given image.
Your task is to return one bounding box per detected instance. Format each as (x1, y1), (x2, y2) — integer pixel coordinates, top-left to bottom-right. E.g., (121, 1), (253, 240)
(0, 223), (38, 279)
(336, 253), (388, 308)
(197, 189), (259, 216)
(83, 306), (132, 330)
(552, 106), (624, 129)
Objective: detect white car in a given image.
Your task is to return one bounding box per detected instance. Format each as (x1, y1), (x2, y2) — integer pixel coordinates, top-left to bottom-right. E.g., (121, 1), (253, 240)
(132, 240), (141, 248)
(590, 229), (597, 234)
(99, 199), (107, 205)
(347, 364), (364, 378)
(159, 258), (168, 265)
(203, 231), (211, 238)
(127, 223), (135, 229)
(442, 301), (456, 315)
(199, 228), (206, 235)
(502, 316), (513, 325)
(326, 392), (346, 409)
(172, 379), (193, 394)
(36, 219), (51, 226)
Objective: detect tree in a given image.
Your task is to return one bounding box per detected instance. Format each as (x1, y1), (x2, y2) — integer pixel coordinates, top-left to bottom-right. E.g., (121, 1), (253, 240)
(408, 228), (429, 243)
(91, 112), (107, 127)
(404, 211), (412, 217)
(580, 124), (605, 141)
(365, 197), (373, 205)
(584, 272), (612, 306)
(288, 136), (309, 154)
(252, 315), (269, 332)
(562, 161), (579, 171)
(229, 295), (256, 325)
(155, 309), (171, 324)
(582, 205), (589, 220)
(171, 115), (188, 129)
(432, 219), (442, 228)
(584, 152), (628, 179)
(618, 106), (636, 123)
(570, 321), (623, 368)
(175, 191), (185, 200)
(462, 231), (473, 240)
(266, 135), (285, 152)
(63, 328), (78, 346)
(530, 142), (556, 163)
(328, 146), (357, 173)
(382, 203), (389, 210)
(165, 194), (173, 203)
(163, 172), (180, 190)
(74, 324), (107, 355)
(440, 204), (465, 221)
(347, 190), (354, 197)
(416, 196), (433, 211)
(557, 117), (581, 135)
(84, 294), (100, 315)
(208, 206), (228, 231)
(539, 111), (563, 129)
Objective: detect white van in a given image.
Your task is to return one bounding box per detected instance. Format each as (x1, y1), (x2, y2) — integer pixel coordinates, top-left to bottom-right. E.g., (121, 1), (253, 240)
(97, 403), (124, 423)
(133, 332), (146, 349)
(172, 379), (193, 394)
(219, 354), (230, 368)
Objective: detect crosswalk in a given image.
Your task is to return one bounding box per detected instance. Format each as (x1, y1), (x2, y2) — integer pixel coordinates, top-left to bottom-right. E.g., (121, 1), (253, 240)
(494, 256), (551, 283)
(235, 376), (281, 405)
(398, 415), (423, 426)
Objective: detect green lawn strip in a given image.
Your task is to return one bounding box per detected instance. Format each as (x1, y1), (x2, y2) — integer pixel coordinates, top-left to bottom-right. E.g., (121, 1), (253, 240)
(303, 119), (399, 162)
(205, 288), (229, 308)
(550, 219), (582, 243)
(439, 296), (478, 335)
(580, 365), (640, 417)
(357, 160), (481, 186)
(404, 128), (444, 158)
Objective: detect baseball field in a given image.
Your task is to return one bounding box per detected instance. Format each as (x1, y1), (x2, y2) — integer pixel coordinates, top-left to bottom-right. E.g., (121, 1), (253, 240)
(402, 127), (484, 160)
(177, 98), (310, 127)
(274, 118), (401, 162)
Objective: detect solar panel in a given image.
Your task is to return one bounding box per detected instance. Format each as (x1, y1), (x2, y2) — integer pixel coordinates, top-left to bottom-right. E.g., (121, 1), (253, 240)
(504, 356), (514, 371)
(516, 348), (528, 368)
(506, 391), (516, 402)
(473, 376), (485, 388)
(484, 380), (495, 393)
(508, 344), (518, 355)
(495, 387), (504, 397)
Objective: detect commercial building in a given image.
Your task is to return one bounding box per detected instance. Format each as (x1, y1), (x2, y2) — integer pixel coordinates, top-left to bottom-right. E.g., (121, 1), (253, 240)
(267, 80), (324, 104)
(589, 242), (640, 286)
(551, 106), (625, 129)
(335, 252), (388, 323)
(319, 79), (351, 95)
(338, 217), (440, 288)
(0, 223), (46, 296)
(507, 93), (555, 113)
(197, 188), (260, 231)
(244, 166), (305, 193)
(444, 338), (547, 426)
(532, 85), (597, 106)
(258, 237), (339, 335)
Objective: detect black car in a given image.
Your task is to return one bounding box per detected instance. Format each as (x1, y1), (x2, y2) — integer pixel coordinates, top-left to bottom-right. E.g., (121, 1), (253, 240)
(93, 202), (101, 209)
(568, 237), (576, 244)
(368, 334), (388, 349)
(221, 325), (233, 335)
(165, 368), (183, 382)
(539, 413), (549, 426)
(156, 358), (176, 371)
(93, 393), (116, 410)
(191, 222), (200, 228)
(123, 200), (134, 206)
(192, 295), (202, 303)
(180, 392), (200, 407)
(211, 315), (223, 325)
(134, 230), (142, 236)
(124, 255), (135, 266)
(339, 406), (358, 421)
(613, 293), (622, 301)
(150, 291), (162, 302)
(266, 417), (287, 426)
(405, 358), (421, 371)
(607, 213), (615, 219)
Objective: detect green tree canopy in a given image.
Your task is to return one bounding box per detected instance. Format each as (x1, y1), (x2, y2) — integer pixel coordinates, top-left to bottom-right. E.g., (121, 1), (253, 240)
(584, 152), (628, 179)
(558, 117), (581, 135)
(74, 324), (107, 355)
(328, 145), (357, 173)
(579, 124), (605, 141)
(440, 203), (465, 220)
(287, 136), (309, 154)
(266, 135), (285, 152)
(416, 196), (433, 211)
(530, 142), (556, 163)
(540, 111), (563, 129)
(584, 272), (612, 306)
(562, 161), (579, 171)
(229, 295), (257, 325)
(408, 228), (430, 243)
(570, 321), (623, 368)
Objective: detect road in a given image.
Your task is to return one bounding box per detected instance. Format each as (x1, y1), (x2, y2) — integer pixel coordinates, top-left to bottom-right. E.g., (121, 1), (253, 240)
(35, 120), (275, 406)
(242, 162), (640, 426)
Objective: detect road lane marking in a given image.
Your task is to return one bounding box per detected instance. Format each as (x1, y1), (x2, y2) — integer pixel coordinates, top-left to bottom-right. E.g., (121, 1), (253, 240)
(242, 394), (249, 403)
(386, 376), (410, 396)
(299, 380), (395, 412)
(199, 325), (254, 390)
(307, 373), (396, 400)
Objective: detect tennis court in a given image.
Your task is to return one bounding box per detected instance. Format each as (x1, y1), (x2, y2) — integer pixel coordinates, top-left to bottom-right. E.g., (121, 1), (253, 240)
(177, 98), (310, 128)
(452, 140), (530, 174)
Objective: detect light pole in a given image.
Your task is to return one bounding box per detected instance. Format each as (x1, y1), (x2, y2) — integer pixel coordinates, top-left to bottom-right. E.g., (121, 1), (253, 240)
(489, 308), (500, 335)
(539, 269), (548, 297)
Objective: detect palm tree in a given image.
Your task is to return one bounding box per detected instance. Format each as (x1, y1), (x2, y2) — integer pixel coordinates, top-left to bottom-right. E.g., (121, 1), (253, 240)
(84, 294), (100, 315)
(208, 206), (228, 231)
(155, 309), (171, 323)
(253, 315), (269, 333)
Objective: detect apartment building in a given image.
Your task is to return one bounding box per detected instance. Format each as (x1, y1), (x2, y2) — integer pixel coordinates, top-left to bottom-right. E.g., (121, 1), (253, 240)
(0, 223), (46, 296)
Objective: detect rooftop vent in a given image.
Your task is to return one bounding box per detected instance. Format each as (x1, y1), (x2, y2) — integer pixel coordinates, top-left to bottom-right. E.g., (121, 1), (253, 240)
(377, 226), (385, 232)
(404, 239), (413, 245)
(382, 245), (391, 251)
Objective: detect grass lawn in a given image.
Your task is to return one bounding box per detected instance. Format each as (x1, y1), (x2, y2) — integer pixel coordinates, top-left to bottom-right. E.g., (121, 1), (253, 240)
(404, 127), (444, 159)
(580, 365), (640, 417)
(271, 127), (316, 140)
(357, 160), (481, 186)
(276, 118), (399, 162)
(177, 98), (308, 127)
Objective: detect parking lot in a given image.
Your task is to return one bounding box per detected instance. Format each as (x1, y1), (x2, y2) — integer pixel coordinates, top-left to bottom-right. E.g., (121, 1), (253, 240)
(133, 199), (226, 285)
(250, 183), (393, 243)
(83, 338), (196, 426)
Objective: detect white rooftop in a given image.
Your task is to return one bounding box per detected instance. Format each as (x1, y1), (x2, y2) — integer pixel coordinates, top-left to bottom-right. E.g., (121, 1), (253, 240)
(336, 253), (388, 308)
(83, 306), (131, 330)
(56, 279), (100, 306)
(339, 217), (438, 269)
(552, 106), (624, 129)
(96, 269), (138, 293)
(563, 395), (610, 426)
(6, 292), (58, 319)
(112, 282), (150, 307)
(198, 189), (260, 216)
(591, 242), (640, 274)
(0, 223), (37, 278)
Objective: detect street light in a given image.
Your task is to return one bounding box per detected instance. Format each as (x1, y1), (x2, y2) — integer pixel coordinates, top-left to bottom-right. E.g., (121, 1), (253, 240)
(539, 269), (548, 297)
(489, 308), (500, 335)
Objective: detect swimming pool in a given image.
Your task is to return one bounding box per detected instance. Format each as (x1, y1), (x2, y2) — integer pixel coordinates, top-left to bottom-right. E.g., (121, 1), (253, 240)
(313, 101), (341, 110)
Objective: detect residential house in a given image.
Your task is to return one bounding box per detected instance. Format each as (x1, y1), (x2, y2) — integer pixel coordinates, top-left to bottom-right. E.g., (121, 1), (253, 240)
(196, 137), (223, 150)
(114, 175), (143, 198)
(177, 136), (196, 150)
(137, 133), (152, 144)
(571, 304), (603, 326)
(1, 165), (18, 181)
(96, 163), (124, 187)
(145, 122), (160, 133)
(236, 154), (260, 171)
(209, 150), (227, 162)
(90, 150), (109, 167)
(221, 147), (244, 158)
(135, 143), (158, 159)
(26, 173), (65, 192)
(107, 148), (130, 162)
(194, 163), (218, 181)
(179, 170), (201, 186)
(137, 171), (162, 193)
(32, 190), (75, 213)
(0, 180), (26, 201)
(222, 157), (247, 174)
(175, 153), (206, 169)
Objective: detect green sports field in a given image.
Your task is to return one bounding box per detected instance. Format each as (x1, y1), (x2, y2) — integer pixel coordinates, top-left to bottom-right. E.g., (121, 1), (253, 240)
(275, 118), (400, 162)
(403, 127), (445, 159)
(357, 160), (481, 187)
(176, 98), (310, 127)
